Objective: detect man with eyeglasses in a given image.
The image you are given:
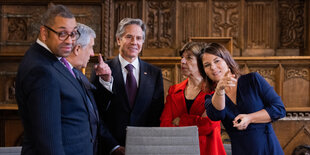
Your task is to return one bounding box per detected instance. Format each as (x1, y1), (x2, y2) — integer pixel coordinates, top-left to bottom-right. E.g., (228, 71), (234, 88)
(91, 18), (164, 155)
(16, 5), (96, 155)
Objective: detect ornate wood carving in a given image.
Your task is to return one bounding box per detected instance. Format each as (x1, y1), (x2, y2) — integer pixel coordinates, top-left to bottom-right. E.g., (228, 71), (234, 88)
(103, 0), (110, 57)
(283, 67), (309, 108)
(0, 71), (16, 104)
(178, 1), (208, 45)
(278, 0), (305, 49)
(114, 1), (140, 22)
(212, 0), (241, 53)
(0, 5), (45, 55)
(285, 68), (309, 81)
(146, 1), (173, 48)
(245, 1), (274, 51)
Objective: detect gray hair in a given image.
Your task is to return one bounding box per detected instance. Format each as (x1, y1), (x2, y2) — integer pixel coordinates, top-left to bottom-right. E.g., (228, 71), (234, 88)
(75, 23), (96, 48)
(41, 4), (74, 26)
(115, 18), (146, 40)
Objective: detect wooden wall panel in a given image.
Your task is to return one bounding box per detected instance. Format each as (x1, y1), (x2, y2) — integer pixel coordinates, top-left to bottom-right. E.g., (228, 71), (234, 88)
(211, 0), (242, 56)
(277, 0), (305, 56)
(111, 0), (141, 56)
(244, 0), (275, 56)
(0, 5), (46, 55)
(0, 0), (309, 154)
(177, 1), (208, 46)
(273, 120), (310, 155)
(143, 1), (175, 57)
(283, 66), (310, 108)
(69, 5), (102, 54)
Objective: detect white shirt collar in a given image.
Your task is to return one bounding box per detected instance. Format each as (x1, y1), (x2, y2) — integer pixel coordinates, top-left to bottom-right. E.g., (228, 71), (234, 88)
(36, 38), (62, 60)
(118, 54), (139, 70)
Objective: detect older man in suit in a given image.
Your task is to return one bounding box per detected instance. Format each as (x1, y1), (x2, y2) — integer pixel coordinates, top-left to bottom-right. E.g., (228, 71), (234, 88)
(15, 5), (96, 155)
(66, 23), (115, 155)
(91, 18), (164, 155)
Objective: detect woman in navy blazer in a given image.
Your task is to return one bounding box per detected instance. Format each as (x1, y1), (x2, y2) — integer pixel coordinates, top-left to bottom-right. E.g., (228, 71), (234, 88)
(197, 43), (286, 155)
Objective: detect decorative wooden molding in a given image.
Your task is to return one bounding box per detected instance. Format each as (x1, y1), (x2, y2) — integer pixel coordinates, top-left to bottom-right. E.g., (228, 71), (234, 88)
(178, 1), (208, 45)
(146, 1), (174, 48)
(278, 0), (305, 49)
(212, 0), (241, 53)
(189, 37), (233, 55)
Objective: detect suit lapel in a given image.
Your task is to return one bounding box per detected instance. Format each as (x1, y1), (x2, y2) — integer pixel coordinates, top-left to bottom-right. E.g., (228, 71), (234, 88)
(52, 61), (91, 113)
(132, 60), (151, 111)
(111, 57), (131, 110)
(74, 68), (99, 121)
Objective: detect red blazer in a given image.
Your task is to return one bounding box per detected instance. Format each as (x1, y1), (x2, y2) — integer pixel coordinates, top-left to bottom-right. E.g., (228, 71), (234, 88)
(160, 79), (226, 155)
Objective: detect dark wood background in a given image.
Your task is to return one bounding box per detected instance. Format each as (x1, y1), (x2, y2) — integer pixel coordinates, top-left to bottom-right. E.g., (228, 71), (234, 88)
(0, 0), (309, 154)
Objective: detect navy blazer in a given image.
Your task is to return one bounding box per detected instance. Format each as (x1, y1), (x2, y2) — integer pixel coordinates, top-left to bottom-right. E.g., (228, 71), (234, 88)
(91, 56), (164, 152)
(15, 43), (95, 155)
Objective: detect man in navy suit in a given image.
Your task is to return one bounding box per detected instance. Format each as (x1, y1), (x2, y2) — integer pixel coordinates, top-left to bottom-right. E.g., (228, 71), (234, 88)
(91, 18), (164, 155)
(66, 23), (115, 155)
(15, 5), (96, 155)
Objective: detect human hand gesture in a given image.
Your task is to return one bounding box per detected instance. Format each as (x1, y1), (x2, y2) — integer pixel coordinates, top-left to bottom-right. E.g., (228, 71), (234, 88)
(172, 117), (180, 126)
(215, 69), (237, 91)
(111, 146), (125, 155)
(233, 114), (251, 130)
(94, 53), (112, 82)
(201, 110), (207, 117)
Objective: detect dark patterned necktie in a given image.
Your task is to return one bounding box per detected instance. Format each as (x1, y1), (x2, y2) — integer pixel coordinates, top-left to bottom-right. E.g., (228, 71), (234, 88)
(125, 64), (137, 108)
(60, 57), (76, 78)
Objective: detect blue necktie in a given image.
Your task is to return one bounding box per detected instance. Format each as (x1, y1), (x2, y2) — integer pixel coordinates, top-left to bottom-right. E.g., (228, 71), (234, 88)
(125, 64), (137, 108)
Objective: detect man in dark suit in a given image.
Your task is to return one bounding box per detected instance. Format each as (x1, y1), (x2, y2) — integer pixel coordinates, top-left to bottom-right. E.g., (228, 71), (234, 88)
(15, 5), (96, 155)
(91, 18), (164, 155)
(66, 23), (114, 155)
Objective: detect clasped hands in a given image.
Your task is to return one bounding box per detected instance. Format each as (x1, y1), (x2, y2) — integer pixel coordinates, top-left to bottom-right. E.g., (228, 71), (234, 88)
(94, 53), (112, 82)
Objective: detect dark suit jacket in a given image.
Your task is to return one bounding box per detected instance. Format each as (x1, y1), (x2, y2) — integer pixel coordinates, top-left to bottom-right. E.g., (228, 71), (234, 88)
(15, 42), (95, 155)
(73, 68), (115, 155)
(91, 56), (164, 152)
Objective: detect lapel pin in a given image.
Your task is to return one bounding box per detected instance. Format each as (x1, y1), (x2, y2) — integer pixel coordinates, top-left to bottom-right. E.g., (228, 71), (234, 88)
(144, 72), (147, 75)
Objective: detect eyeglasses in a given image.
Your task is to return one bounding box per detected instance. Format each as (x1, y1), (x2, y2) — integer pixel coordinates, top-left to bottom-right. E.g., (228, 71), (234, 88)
(44, 25), (80, 41)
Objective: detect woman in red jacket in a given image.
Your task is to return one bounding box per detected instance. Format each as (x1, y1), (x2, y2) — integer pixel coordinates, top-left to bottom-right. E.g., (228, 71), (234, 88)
(160, 42), (226, 155)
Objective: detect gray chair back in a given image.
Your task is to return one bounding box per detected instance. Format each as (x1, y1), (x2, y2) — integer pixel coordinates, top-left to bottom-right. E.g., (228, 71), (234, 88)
(125, 126), (200, 155)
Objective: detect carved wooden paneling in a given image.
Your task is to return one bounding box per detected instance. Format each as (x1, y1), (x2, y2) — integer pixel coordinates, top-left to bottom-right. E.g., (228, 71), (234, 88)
(0, 72), (16, 104)
(273, 120), (310, 155)
(249, 67), (277, 87)
(112, 0), (141, 56)
(69, 5), (101, 54)
(178, 1), (208, 45)
(145, 1), (174, 49)
(244, 0), (275, 56)
(0, 5), (46, 55)
(160, 65), (175, 99)
(278, 0), (305, 49)
(211, 0), (241, 56)
(283, 66), (309, 108)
